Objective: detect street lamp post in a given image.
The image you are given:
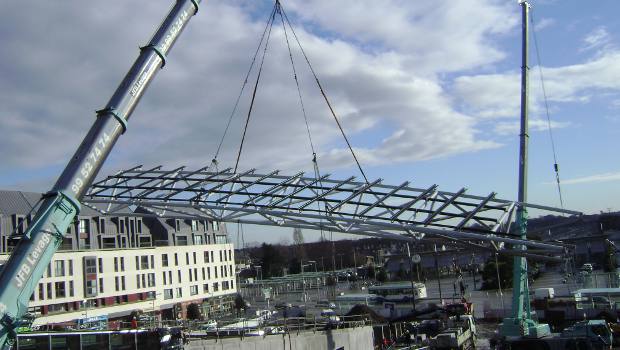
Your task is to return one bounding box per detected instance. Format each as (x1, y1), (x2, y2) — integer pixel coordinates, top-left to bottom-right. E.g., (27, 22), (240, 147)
(406, 243), (416, 312)
(301, 260), (306, 303)
(308, 260), (318, 300)
(434, 245), (443, 303)
(151, 292), (162, 328)
(82, 299), (88, 320)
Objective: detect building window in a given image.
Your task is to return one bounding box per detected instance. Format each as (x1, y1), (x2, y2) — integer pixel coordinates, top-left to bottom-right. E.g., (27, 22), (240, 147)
(203, 284), (209, 293)
(164, 289), (173, 300)
(135, 256), (139, 270)
(54, 260), (65, 277)
(99, 218), (105, 233)
(213, 221), (219, 231)
(175, 288), (182, 298)
(38, 283), (44, 300)
(175, 220), (180, 232)
(148, 273), (155, 287)
(121, 276), (125, 290)
(85, 280), (97, 297)
(163, 271), (167, 285)
(219, 251), (223, 262)
(137, 220), (142, 234)
(119, 219), (125, 234)
(202, 268), (205, 280)
(191, 220), (198, 232)
(150, 255), (154, 269)
(120, 257), (125, 272)
(140, 256), (149, 270)
(141, 274), (146, 288)
(177, 236), (188, 246)
(207, 267), (211, 279)
(185, 253), (189, 265)
(193, 252), (197, 264)
(84, 257), (97, 274)
(194, 235), (203, 245)
(162, 254), (169, 267)
(115, 277), (120, 291)
(174, 253), (178, 266)
(99, 278), (103, 293)
(204, 251), (209, 263)
(69, 281), (74, 297)
(177, 270), (182, 283)
(210, 251), (214, 262)
(213, 282), (219, 292)
(46, 282), (52, 299)
(54, 282), (66, 298)
(98, 258), (103, 273)
(137, 275), (141, 289)
(114, 257), (118, 272)
(189, 269), (193, 282)
(79, 219), (89, 234)
(68, 260), (73, 275)
(46, 264), (52, 278)
(190, 285), (198, 296)
(168, 271), (172, 284)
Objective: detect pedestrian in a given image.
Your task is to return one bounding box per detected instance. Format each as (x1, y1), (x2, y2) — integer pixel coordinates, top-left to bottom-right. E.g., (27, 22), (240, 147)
(131, 316), (137, 329)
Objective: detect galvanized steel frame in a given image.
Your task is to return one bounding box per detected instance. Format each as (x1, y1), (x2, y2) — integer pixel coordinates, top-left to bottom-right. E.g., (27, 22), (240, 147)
(84, 166), (577, 256)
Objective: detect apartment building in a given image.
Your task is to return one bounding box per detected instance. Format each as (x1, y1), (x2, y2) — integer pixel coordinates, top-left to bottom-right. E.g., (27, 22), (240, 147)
(0, 190), (237, 326)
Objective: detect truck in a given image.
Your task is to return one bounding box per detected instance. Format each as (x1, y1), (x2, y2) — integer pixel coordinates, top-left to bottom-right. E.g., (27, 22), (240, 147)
(429, 314), (476, 350)
(0, 1), (202, 348)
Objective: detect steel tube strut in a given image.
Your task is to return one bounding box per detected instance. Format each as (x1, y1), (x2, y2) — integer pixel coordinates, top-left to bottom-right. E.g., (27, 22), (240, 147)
(0, 2), (201, 348)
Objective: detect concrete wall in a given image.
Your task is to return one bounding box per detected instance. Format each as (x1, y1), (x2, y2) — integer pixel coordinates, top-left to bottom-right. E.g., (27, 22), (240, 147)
(186, 326), (374, 350)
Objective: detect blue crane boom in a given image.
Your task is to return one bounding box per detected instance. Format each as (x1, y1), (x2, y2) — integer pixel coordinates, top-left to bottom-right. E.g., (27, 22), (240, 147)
(0, 1), (201, 347)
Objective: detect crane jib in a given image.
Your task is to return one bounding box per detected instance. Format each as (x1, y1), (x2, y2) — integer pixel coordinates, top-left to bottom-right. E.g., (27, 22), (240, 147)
(14, 232), (51, 288)
(0, 1), (201, 348)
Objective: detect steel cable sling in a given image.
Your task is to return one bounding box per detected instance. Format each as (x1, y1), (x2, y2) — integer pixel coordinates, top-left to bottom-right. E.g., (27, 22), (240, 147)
(531, 9), (565, 210)
(233, 6), (278, 173)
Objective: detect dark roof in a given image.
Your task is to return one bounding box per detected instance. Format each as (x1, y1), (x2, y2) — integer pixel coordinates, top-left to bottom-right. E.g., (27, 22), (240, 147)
(0, 190), (101, 216)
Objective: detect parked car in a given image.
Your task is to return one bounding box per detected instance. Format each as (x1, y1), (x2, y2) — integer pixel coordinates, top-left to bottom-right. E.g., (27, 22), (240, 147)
(275, 302), (292, 310)
(199, 320), (217, 331)
(265, 326), (286, 335)
(581, 263), (593, 272)
(316, 300), (336, 309)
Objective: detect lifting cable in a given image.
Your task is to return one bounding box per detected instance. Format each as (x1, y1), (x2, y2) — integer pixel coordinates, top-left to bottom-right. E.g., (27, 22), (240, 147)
(279, 4), (370, 184)
(531, 10), (565, 210)
(276, 1), (327, 238)
(210, 4), (278, 169)
(234, 5), (278, 173)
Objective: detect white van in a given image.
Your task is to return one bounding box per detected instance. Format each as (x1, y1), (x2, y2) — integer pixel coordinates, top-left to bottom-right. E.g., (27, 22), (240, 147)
(533, 288), (554, 300)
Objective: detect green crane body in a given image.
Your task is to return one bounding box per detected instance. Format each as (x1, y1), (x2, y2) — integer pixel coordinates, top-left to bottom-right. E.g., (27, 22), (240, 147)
(499, 1), (551, 339)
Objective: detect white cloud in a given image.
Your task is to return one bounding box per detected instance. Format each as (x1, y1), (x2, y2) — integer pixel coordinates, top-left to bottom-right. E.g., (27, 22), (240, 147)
(581, 26), (611, 52)
(534, 17), (555, 31)
(0, 0), (514, 178)
(556, 171), (620, 185)
(494, 119), (570, 136)
(453, 50), (620, 123)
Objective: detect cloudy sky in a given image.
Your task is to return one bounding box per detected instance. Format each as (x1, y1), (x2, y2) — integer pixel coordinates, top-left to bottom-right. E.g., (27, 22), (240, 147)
(1, 1), (619, 242)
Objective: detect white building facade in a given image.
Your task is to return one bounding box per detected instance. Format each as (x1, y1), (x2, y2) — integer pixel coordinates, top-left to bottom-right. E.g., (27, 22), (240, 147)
(0, 191), (237, 326)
